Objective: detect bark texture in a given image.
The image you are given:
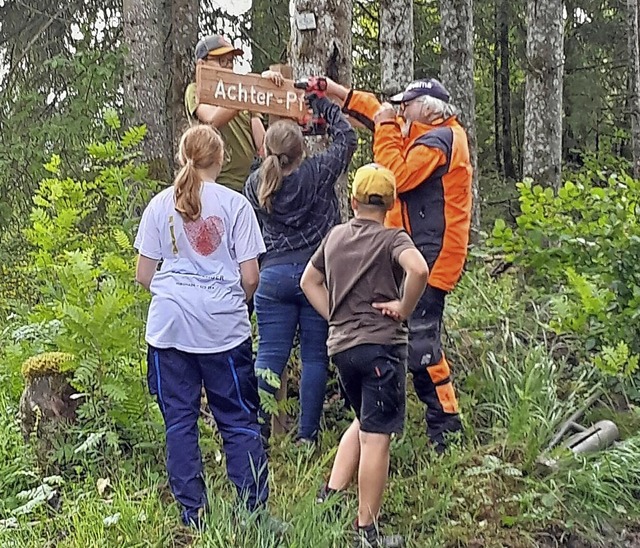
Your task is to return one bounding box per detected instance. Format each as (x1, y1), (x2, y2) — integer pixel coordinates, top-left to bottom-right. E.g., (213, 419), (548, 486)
(628, 0), (640, 178)
(493, 0), (503, 176)
(170, 0), (198, 162)
(523, 0), (564, 188)
(290, 0), (353, 221)
(123, 0), (172, 179)
(250, 0), (290, 71)
(439, 0), (480, 236)
(380, 0), (414, 96)
(19, 374), (78, 466)
(498, 0), (517, 180)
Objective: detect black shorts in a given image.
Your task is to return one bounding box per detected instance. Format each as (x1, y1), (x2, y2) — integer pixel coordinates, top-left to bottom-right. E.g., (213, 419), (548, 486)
(333, 344), (407, 435)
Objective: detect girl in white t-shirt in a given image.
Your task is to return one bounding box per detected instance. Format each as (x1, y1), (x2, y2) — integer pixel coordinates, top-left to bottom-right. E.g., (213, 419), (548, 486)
(135, 124), (268, 527)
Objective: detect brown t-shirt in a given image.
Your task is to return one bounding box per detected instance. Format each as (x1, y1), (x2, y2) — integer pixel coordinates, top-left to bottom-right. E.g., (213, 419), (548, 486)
(310, 217), (416, 356)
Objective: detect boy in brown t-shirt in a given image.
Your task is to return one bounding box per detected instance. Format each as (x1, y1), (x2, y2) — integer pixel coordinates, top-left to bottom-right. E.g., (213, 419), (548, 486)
(301, 164), (429, 547)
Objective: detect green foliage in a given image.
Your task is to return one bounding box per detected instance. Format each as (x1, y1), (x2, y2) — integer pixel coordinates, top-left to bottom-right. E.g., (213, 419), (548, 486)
(489, 171), (640, 395)
(594, 341), (639, 378)
(18, 110), (159, 457)
(1, 263), (639, 546)
(0, 47), (125, 227)
(257, 357), (301, 420)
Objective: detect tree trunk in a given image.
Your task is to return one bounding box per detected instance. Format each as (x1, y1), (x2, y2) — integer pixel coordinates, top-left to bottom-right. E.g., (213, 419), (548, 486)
(523, 0), (564, 188)
(290, 0), (353, 221)
(380, 0), (414, 96)
(499, 0), (517, 180)
(123, 0), (172, 180)
(250, 0), (290, 72)
(628, 0), (640, 178)
(493, 0), (503, 176)
(169, 0), (198, 163)
(439, 0), (480, 236)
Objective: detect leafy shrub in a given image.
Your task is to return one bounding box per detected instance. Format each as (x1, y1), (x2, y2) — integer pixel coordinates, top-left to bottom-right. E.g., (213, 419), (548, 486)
(489, 171), (640, 400)
(19, 109), (159, 458)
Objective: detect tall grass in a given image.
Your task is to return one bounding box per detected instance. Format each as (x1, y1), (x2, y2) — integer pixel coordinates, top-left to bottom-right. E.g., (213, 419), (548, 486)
(2, 267), (639, 547)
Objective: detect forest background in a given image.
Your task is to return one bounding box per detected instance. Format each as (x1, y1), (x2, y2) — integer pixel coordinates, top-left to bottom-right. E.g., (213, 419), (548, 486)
(1, 0), (640, 546)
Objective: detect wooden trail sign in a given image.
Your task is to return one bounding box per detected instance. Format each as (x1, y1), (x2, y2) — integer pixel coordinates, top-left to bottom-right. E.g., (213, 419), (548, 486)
(195, 64), (307, 119)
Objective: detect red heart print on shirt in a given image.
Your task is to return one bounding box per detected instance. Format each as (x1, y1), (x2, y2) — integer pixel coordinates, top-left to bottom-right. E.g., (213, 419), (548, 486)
(183, 216), (225, 256)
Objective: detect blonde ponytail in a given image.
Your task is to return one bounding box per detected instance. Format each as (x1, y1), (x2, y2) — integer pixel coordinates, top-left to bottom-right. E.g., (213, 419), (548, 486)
(174, 125), (224, 222)
(174, 161), (202, 221)
(258, 155), (283, 213)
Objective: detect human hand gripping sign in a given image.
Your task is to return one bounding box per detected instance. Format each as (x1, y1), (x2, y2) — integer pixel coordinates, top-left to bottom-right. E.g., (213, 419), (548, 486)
(261, 69), (284, 87)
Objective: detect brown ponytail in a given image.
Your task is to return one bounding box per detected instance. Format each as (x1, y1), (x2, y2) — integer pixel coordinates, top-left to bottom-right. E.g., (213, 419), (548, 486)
(258, 155), (283, 213)
(174, 125), (225, 222)
(258, 120), (304, 213)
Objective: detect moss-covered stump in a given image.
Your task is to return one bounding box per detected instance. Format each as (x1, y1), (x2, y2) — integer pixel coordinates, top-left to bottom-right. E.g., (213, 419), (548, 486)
(18, 352), (78, 451)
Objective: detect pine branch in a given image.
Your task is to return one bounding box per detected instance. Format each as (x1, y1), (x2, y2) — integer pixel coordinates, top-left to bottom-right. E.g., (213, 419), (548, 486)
(4, 7), (63, 88)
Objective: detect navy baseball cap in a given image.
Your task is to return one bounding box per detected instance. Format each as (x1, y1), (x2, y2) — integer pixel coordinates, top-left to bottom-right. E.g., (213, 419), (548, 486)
(389, 78), (450, 104)
(195, 34), (243, 60)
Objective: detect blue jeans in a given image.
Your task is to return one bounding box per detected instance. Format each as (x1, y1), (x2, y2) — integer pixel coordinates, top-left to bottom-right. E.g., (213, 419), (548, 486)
(147, 339), (268, 524)
(254, 263), (329, 441)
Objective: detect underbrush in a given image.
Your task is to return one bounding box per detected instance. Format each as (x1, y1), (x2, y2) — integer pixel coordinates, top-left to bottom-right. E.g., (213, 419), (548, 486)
(1, 267), (639, 547)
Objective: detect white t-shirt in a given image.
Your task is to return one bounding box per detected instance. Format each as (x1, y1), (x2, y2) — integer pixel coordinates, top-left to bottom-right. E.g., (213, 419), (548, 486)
(134, 182), (265, 353)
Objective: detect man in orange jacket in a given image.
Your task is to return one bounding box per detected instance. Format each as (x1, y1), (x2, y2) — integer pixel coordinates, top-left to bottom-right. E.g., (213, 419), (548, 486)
(326, 77), (472, 452)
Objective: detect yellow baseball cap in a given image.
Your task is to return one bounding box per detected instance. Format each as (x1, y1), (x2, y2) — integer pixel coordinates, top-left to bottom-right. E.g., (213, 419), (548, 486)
(351, 163), (397, 208)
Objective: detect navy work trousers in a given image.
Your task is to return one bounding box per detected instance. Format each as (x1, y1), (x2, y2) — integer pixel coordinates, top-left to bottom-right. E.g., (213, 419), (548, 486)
(147, 338), (268, 524)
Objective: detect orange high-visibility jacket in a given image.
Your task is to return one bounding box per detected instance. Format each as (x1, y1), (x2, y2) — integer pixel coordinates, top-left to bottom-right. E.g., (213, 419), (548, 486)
(343, 90), (472, 292)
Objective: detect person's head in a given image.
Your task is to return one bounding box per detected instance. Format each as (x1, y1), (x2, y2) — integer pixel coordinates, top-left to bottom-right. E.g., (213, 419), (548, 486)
(389, 78), (457, 126)
(195, 34), (243, 70)
(174, 125), (225, 222)
(258, 120), (305, 213)
(350, 163), (397, 220)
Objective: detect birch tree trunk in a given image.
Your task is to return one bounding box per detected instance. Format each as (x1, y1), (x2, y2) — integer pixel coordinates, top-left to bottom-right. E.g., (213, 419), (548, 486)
(628, 0), (640, 178)
(380, 0), (414, 96)
(523, 0), (564, 188)
(123, 0), (172, 180)
(439, 0), (480, 236)
(290, 0), (353, 221)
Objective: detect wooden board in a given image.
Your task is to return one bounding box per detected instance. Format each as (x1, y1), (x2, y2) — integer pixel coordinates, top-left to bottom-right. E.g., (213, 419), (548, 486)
(268, 64), (294, 126)
(196, 64), (307, 119)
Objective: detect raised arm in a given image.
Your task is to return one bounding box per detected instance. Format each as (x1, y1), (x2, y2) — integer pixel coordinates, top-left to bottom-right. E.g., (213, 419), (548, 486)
(250, 115), (266, 157)
(195, 104), (239, 128)
(304, 96), (357, 187)
(372, 104), (446, 193)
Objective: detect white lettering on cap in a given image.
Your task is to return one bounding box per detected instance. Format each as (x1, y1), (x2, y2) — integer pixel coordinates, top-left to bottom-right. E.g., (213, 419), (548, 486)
(408, 80), (432, 91)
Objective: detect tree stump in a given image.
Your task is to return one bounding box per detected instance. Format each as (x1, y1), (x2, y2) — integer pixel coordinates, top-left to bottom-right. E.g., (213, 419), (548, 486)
(18, 352), (78, 461)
